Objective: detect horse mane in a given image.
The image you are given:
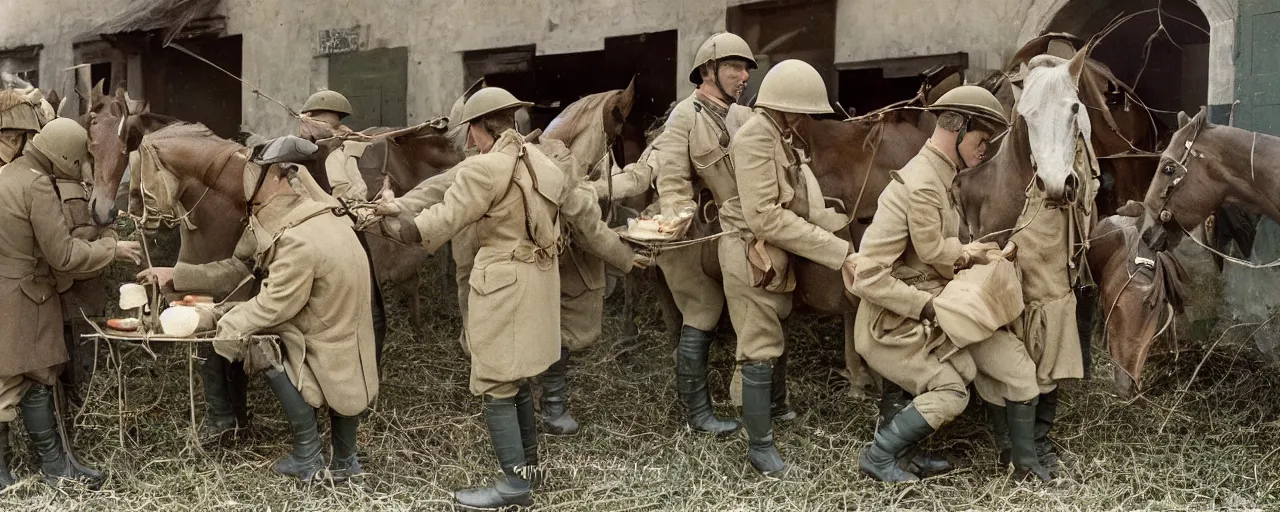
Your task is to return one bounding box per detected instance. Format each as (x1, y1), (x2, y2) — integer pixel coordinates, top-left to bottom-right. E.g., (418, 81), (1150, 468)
(1016, 61), (1078, 118)
(142, 122), (244, 164)
(545, 90), (617, 142)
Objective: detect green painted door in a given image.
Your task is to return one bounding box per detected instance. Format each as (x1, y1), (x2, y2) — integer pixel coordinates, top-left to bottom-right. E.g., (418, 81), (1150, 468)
(1224, 0), (1280, 354)
(1236, 0), (1280, 134)
(328, 47), (408, 130)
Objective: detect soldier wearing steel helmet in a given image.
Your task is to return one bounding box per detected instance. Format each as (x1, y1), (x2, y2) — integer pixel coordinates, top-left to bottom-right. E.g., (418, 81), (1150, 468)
(0, 88), (43, 165)
(846, 85), (1049, 482)
(719, 60), (855, 477)
(380, 87), (647, 509)
(642, 32), (767, 441)
(0, 118), (143, 491)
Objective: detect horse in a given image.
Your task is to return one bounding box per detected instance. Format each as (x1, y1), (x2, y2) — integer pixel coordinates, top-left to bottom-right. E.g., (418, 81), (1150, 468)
(1142, 107), (1280, 254)
(1087, 213), (1187, 397)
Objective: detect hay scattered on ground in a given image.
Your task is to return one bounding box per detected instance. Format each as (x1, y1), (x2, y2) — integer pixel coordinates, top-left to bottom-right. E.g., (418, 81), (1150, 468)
(3, 246), (1280, 511)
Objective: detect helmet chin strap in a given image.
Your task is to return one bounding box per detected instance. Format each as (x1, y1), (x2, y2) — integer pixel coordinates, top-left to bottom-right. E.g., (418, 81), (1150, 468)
(710, 56), (738, 105)
(954, 115), (972, 170)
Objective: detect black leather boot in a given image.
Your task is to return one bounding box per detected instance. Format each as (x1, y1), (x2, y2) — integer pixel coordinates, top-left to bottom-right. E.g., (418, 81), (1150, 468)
(20, 385), (104, 489)
(514, 383), (544, 489)
(676, 326), (740, 437)
(329, 412), (362, 482)
(1007, 399), (1052, 482)
(859, 403), (933, 482)
(742, 361), (788, 478)
(1036, 389), (1063, 470)
(0, 422), (14, 490)
(984, 401), (1012, 466)
(1075, 285), (1098, 380)
(455, 396), (534, 509)
(880, 381), (953, 476)
(199, 348), (249, 442)
(539, 347), (578, 436)
(770, 352), (797, 422)
(264, 369), (325, 482)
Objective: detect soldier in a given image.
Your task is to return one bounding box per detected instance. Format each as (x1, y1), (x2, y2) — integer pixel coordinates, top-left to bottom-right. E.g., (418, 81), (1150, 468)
(650, 32), (761, 438)
(0, 118), (143, 490)
(381, 87), (646, 509)
(721, 60), (854, 477)
(848, 86), (1050, 482)
(0, 89), (43, 165)
(212, 136), (379, 483)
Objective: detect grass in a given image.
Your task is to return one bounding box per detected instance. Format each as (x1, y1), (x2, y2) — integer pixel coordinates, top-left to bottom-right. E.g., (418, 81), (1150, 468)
(2, 242), (1280, 511)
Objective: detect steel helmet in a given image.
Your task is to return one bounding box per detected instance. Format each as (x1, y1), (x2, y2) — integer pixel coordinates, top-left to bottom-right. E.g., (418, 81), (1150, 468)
(0, 89), (41, 132)
(754, 60), (834, 115)
(458, 87), (533, 125)
(29, 118), (89, 179)
(689, 33), (757, 85)
(928, 85), (1008, 130)
(301, 90), (353, 118)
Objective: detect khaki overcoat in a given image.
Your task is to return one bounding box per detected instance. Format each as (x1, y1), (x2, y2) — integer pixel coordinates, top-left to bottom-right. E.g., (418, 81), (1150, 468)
(216, 192), (378, 417)
(409, 130), (634, 397)
(0, 154), (116, 378)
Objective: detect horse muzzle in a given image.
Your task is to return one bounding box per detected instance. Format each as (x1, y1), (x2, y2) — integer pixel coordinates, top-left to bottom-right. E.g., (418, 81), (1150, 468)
(89, 197), (119, 227)
(1035, 172), (1078, 204)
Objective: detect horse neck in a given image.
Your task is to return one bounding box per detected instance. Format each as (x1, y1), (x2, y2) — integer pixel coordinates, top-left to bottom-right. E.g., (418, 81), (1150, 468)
(1212, 127), (1280, 224)
(158, 138), (248, 264)
(956, 115), (1035, 239)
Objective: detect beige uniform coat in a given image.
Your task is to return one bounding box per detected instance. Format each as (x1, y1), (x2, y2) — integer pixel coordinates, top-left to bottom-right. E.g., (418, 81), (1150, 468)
(850, 143), (1037, 428)
(0, 154), (117, 420)
(723, 112), (850, 362)
(216, 193), (378, 417)
(409, 130), (634, 398)
(650, 93), (750, 330)
(325, 140), (372, 204)
(52, 176), (113, 319)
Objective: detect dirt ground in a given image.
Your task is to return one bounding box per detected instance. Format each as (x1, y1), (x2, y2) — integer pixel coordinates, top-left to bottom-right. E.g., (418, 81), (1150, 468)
(2, 252), (1279, 512)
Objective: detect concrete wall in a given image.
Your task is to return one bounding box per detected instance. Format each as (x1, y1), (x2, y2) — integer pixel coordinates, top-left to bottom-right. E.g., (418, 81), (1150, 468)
(223, 0), (728, 137)
(0, 0), (137, 96)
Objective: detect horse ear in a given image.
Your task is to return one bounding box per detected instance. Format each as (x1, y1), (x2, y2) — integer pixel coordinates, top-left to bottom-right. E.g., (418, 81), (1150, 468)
(1067, 46), (1088, 85)
(617, 76), (636, 120)
(1197, 105), (1211, 126)
(90, 80), (105, 107)
(1177, 111), (1191, 128)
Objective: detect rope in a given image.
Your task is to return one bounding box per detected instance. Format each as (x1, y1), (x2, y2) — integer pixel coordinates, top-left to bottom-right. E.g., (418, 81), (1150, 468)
(167, 42), (300, 119)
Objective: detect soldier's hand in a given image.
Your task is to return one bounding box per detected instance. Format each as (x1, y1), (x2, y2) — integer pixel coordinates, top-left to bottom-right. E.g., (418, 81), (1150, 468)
(958, 241), (1000, 268)
(136, 266), (175, 288)
(115, 241), (144, 265)
(385, 212), (422, 245)
(374, 190), (402, 217)
(631, 254), (653, 270)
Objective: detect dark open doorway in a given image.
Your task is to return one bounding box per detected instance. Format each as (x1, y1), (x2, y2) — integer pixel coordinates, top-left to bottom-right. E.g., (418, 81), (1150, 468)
(462, 30), (677, 165)
(140, 35), (243, 138)
(836, 53), (968, 117)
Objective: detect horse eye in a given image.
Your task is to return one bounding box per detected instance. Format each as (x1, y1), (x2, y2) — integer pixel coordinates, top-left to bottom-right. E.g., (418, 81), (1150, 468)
(1071, 103), (1080, 114)
(1161, 165), (1175, 176)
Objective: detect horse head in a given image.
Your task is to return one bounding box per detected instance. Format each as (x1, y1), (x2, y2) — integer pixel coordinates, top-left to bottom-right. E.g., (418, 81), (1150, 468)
(1015, 47), (1093, 204)
(1141, 107), (1232, 251)
(384, 119), (464, 196)
(86, 82), (177, 226)
(544, 85), (636, 177)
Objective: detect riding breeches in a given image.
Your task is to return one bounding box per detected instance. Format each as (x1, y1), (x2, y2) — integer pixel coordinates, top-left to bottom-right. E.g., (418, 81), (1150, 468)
(719, 236), (792, 363)
(0, 367), (58, 422)
(657, 244), (725, 332)
(971, 329), (1043, 405)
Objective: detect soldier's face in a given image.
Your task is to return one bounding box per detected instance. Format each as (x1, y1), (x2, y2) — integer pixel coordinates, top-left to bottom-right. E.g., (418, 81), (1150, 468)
(957, 129), (992, 168)
(715, 60), (751, 100)
(467, 123), (496, 153)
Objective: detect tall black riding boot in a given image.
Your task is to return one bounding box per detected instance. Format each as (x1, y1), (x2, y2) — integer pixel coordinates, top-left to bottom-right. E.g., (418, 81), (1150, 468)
(264, 369), (325, 482)
(742, 362), (788, 478)
(879, 381), (953, 476)
(0, 423), (14, 490)
(1076, 285), (1098, 380)
(859, 403), (934, 482)
(20, 385), (104, 489)
(199, 348), (247, 442)
(514, 383), (544, 489)
(770, 351), (797, 422)
(676, 326), (740, 437)
(984, 401), (1012, 466)
(1036, 389), (1063, 470)
(455, 395), (534, 509)
(329, 411), (362, 482)
(1007, 399), (1052, 482)
(539, 347), (578, 435)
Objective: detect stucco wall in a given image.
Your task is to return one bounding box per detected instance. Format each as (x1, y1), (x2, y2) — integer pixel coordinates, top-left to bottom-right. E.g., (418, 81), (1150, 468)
(223, 0), (728, 137)
(0, 0), (137, 94)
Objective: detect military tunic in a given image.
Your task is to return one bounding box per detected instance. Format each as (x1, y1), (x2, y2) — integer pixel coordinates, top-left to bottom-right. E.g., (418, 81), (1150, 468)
(849, 142), (1039, 428)
(216, 192), (379, 417)
(408, 130), (634, 398)
(0, 154), (117, 421)
(650, 93), (750, 331)
(723, 112), (850, 362)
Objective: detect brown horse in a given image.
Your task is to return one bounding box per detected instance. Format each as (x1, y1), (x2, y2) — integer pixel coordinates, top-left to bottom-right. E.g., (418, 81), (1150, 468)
(1087, 213), (1187, 397)
(1143, 107), (1280, 252)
